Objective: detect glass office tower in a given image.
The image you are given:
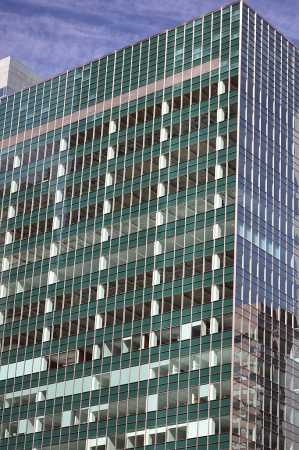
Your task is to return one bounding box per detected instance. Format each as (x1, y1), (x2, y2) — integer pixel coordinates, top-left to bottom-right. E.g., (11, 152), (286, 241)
(235, 4), (299, 450)
(0, 1), (297, 449)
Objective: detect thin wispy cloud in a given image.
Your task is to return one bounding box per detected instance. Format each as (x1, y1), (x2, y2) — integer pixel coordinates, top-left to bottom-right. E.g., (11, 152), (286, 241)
(0, 0), (298, 80)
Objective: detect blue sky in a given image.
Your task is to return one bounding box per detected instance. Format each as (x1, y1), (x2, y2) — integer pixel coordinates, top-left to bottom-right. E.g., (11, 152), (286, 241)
(0, 0), (298, 79)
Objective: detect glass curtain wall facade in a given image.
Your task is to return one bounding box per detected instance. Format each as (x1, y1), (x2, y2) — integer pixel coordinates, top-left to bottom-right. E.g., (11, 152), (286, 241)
(0, 4), (239, 447)
(235, 3), (299, 450)
(0, 1), (296, 450)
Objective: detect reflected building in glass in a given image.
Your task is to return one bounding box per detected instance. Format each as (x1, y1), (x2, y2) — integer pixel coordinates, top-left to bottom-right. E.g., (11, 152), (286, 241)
(0, 1), (298, 449)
